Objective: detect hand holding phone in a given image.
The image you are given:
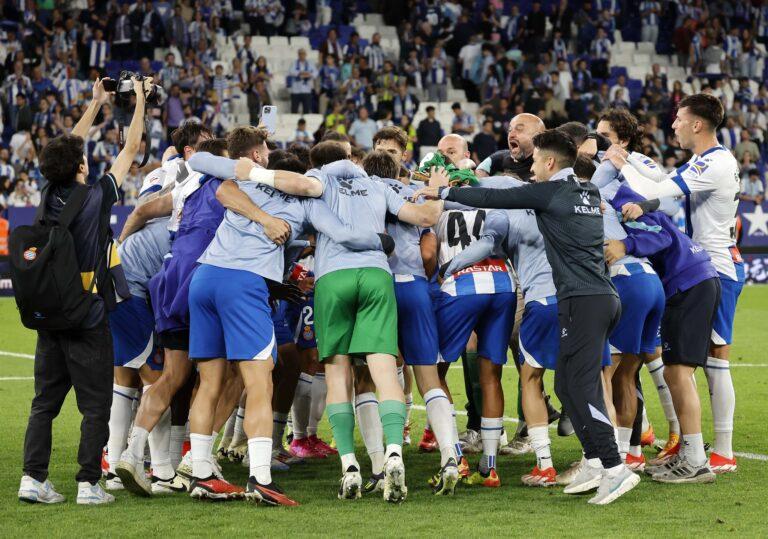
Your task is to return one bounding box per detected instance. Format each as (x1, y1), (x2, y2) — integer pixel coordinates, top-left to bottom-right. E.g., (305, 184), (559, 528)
(261, 105), (278, 136)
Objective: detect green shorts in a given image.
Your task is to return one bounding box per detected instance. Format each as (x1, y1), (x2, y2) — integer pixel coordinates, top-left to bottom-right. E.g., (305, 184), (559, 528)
(314, 267), (398, 361)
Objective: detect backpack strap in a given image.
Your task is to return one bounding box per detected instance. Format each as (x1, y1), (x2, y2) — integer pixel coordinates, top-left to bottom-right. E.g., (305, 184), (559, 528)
(56, 184), (90, 229)
(33, 183), (52, 225)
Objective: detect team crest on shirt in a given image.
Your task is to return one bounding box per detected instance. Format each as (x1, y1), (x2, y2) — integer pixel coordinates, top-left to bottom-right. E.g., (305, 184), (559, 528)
(23, 247), (37, 261)
(689, 160), (709, 175)
(303, 325), (314, 340)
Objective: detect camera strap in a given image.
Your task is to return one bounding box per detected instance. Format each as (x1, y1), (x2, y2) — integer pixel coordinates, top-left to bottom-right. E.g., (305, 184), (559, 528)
(118, 107), (152, 168)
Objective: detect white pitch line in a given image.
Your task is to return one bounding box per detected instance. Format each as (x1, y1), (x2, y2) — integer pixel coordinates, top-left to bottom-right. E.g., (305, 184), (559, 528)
(0, 376), (34, 381)
(447, 363), (768, 369)
(412, 405), (768, 463)
(0, 350), (35, 359)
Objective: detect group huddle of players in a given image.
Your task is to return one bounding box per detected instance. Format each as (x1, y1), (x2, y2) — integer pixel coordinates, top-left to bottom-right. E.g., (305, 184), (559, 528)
(104, 92), (743, 508)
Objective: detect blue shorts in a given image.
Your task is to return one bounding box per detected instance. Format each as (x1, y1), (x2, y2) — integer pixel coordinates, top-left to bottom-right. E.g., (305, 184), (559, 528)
(189, 264), (276, 362)
(394, 277), (439, 365)
(293, 297), (317, 350)
(436, 291), (516, 365)
(273, 301), (294, 347)
(109, 295), (162, 371)
(610, 266), (665, 355)
(712, 264), (745, 345)
(518, 297), (611, 370)
(518, 297), (560, 370)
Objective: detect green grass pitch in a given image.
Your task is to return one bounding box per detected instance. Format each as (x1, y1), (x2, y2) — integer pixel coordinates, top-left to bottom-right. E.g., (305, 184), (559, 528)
(0, 288), (767, 538)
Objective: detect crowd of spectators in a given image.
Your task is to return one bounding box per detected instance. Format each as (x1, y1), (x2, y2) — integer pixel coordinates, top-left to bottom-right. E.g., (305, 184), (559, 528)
(0, 0), (767, 212)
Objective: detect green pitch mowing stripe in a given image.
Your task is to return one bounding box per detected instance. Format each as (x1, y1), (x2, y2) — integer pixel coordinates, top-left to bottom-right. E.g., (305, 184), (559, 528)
(0, 288), (767, 537)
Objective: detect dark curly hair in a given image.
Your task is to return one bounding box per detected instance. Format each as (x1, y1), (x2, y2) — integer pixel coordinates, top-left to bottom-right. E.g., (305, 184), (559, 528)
(599, 108), (642, 152)
(39, 135), (85, 186)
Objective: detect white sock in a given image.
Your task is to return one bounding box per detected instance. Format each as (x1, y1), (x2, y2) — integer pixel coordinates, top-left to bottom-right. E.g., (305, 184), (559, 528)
(397, 366), (404, 389)
(291, 373), (313, 440)
(219, 410), (236, 448)
(230, 406), (247, 447)
(272, 412), (288, 449)
(355, 392), (385, 475)
(190, 433), (213, 478)
(528, 425), (553, 470)
(629, 445), (642, 457)
(405, 392), (413, 426)
(125, 426), (149, 462)
(479, 417), (503, 473)
(647, 358), (680, 434)
(616, 427), (632, 460)
(705, 357), (735, 458)
(341, 452), (360, 472)
(169, 425), (186, 469)
(450, 403), (462, 458)
(308, 373), (326, 437)
(149, 408), (174, 480)
(248, 437), (272, 485)
(210, 431), (218, 455)
(424, 388), (456, 465)
(108, 384), (139, 471)
(641, 406), (649, 432)
(682, 432), (707, 466)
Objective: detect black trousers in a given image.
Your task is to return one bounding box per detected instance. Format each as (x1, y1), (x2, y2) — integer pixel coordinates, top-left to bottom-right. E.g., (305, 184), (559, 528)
(23, 321), (113, 484)
(290, 93), (313, 114)
(554, 294), (622, 468)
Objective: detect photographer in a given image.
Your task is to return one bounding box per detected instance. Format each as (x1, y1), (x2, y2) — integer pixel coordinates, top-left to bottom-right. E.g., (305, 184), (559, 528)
(18, 77), (151, 506)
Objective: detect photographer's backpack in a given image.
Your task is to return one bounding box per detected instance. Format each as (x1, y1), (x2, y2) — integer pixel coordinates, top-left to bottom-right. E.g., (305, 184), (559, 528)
(9, 184), (99, 330)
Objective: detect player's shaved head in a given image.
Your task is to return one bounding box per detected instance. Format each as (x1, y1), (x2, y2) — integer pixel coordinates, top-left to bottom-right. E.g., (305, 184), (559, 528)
(508, 113), (545, 160)
(437, 134), (469, 165)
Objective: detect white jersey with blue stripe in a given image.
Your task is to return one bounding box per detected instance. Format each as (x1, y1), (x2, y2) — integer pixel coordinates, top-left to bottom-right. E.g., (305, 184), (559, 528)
(673, 146), (741, 280)
(436, 208), (514, 297)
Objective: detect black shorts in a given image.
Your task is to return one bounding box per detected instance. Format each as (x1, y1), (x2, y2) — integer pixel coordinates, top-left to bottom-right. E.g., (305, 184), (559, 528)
(661, 277), (721, 367)
(158, 328), (190, 351)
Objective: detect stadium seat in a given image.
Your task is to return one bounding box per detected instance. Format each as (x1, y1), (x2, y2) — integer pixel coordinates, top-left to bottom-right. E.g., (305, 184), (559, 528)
(290, 36), (310, 49)
(252, 35), (270, 49)
(637, 42), (655, 54)
(269, 36), (289, 48)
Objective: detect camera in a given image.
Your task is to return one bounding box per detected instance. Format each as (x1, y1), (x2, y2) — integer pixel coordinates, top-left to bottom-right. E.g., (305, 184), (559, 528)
(108, 71), (166, 107)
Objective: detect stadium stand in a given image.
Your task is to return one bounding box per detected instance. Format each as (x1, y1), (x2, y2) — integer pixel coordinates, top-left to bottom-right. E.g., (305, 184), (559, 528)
(0, 1), (766, 208)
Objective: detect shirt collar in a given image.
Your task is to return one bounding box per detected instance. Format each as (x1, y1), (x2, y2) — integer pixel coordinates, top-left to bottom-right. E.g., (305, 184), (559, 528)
(550, 167), (575, 182)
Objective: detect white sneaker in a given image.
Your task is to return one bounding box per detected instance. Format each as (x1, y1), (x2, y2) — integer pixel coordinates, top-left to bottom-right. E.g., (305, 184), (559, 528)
(556, 460), (583, 486)
(18, 476), (65, 504)
(151, 473), (188, 494)
(458, 429), (482, 454)
(588, 465), (641, 505)
(563, 460), (603, 494)
(497, 429), (512, 455)
(338, 466), (362, 500)
(228, 441), (248, 463)
(104, 473), (124, 491)
(76, 481), (115, 505)
(383, 454), (407, 503)
(501, 433), (533, 456)
(115, 452), (152, 497)
(210, 457), (225, 480)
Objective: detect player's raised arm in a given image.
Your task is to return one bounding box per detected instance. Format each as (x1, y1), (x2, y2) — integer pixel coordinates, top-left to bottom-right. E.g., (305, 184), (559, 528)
(109, 77), (150, 188)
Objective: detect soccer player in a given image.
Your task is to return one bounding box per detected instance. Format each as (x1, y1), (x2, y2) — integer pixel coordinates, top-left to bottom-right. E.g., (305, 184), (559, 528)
(593, 109), (679, 460)
(417, 130), (640, 505)
(364, 147), (461, 495)
(609, 93), (743, 474)
(603, 175), (721, 484)
(106, 166), (176, 494)
(184, 150), (392, 505)
(242, 141), (447, 503)
(440, 181), (560, 487)
(116, 129), (288, 496)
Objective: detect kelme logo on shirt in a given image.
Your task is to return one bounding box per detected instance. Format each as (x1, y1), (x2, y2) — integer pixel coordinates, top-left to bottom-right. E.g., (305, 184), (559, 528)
(338, 177), (368, 197)
(574, 189), (600, 215)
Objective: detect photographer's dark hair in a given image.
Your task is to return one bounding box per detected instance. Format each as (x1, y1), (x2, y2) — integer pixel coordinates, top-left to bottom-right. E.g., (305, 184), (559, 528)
(599, 108), (642, 151)
(39, 135), (85, 186)
(678, 93), (725, 130)
(171, 122), (213, 155)
(226, 126), (270, 159)
(533, 129), (577, 168)
(310, 140), (349, 168)
(557, 121), (589, 146)
(573, 154), (597, 182)
(362, 150), (399, 179)
(195, 137), (228, 157)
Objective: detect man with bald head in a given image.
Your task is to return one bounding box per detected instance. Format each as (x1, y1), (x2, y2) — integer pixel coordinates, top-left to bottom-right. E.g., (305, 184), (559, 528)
(476, 113), (545, 181)
(437, 134), (474, 169)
